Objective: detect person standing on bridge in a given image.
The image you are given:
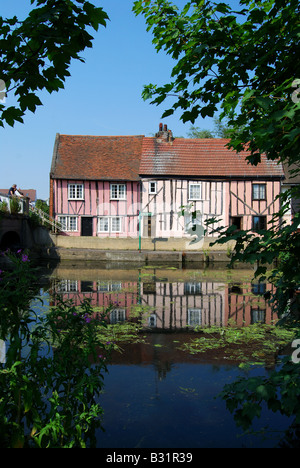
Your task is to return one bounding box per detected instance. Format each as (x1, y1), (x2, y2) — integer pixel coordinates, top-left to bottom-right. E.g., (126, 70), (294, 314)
(8, 185), (24, 197)
(8, 184), (17, 196)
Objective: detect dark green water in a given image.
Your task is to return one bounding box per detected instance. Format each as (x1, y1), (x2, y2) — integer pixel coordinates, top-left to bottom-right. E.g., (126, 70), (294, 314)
(38, 263), (294, 447)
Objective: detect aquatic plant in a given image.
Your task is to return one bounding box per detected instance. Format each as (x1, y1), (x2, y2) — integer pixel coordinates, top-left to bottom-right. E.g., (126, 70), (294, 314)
(178, 322), (297, 367)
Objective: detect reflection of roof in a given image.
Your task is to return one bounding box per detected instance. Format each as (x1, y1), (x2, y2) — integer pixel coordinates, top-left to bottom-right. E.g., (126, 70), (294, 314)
(140, 138), (284, 178)
(282, 163), (300, 184)
(0, 189), (37, 201)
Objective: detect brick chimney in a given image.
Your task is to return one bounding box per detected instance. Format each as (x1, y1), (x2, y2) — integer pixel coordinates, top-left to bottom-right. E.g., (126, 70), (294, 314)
(155, 123), (174, 142)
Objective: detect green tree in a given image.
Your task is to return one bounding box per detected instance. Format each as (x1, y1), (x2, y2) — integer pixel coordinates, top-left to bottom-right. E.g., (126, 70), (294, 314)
(187, 125), (214, 138)
(133, 0), (300, 166)
(0, 0), (108, 127)
(187, 117), (240, 138)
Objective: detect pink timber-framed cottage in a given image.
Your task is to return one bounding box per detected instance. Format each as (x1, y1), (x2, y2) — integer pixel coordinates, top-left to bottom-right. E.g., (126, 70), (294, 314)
(49, 125), (284, 243)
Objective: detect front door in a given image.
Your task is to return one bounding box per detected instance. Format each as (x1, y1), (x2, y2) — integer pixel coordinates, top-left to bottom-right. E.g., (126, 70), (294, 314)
(81, 217), (93, 236)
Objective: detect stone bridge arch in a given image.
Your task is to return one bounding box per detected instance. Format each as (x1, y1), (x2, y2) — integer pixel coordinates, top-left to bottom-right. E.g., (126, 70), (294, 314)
(0, 216), (32, 251)
(0, 230), (22, 250)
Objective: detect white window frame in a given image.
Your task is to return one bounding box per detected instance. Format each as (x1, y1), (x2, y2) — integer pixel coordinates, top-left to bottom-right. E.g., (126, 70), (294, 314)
(58, 215), (78, 232)
(149, 181), (157, 194)
(188, 308), (202, 327)
(98, 216), (123, 233)
(110, 183), (126, 200)
(111, 216), (122, 233)
(68, 183), (84, 200)
(110, 309), (126, 324)
(188, 183), (202, 200)
(98, 217), (109, 233)
(58, 280), (78, 293)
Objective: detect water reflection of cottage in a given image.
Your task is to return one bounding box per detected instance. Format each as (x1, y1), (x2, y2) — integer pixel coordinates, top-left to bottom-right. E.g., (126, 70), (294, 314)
(51, 269), (276, 329)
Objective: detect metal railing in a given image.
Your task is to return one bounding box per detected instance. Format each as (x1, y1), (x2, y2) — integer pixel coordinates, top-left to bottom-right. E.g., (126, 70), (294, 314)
(29, 205), (63, 232)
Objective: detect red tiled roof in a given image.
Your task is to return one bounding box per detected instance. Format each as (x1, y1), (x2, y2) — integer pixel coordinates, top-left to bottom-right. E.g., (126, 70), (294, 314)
(139, 138), (284, 178)
(50, 133), (284, 181)
(51, 134), (144, 181)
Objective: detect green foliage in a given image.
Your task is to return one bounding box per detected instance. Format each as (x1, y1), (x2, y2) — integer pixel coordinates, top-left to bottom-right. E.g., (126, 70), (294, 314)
(9, 197), (21, 214)
(133, 0), (300, 166)
(35, 199), (49, 215)
(187, 117), (243, 139)
(0, 200), (8, 213)
(0, 0), (108, 127)
(0, 251), (112, 448)
(219, 354), (300, 436)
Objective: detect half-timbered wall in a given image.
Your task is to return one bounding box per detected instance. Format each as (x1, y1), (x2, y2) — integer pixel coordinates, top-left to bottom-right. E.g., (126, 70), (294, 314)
(52, 178), (282, 238)
(52, 179), (141, 237)
(141, 179), (225, 238)
(228, 180), (281, 231)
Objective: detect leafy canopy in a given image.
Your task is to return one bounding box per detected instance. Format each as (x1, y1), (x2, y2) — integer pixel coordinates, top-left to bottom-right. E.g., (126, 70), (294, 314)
(133, 0), (300, 166)
(0, 0), (108, 127)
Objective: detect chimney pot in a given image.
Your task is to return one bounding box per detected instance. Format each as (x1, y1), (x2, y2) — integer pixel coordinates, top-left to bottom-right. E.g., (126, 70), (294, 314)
(159, 123), (163, 131)
(164, 124), (167, 131)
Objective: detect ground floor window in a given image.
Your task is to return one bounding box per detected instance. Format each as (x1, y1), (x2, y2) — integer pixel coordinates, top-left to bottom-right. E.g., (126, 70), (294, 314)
(252, 215), (267, 232)
(184, 212), (202, 233)
(98, 216), (123, 233)
(58, 215), (78, 232)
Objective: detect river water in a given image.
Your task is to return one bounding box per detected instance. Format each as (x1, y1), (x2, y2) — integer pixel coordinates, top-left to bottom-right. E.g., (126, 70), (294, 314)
(37, 262), (294, 447)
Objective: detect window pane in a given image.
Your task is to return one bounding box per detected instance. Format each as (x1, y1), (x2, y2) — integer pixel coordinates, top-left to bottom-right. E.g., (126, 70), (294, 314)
(118, 184), (125, 199)
(58, 216), (66, 230)
(68, 184), (83, 199)
(110, 184), (118, 199)
(189, 184), (201, 199)
(111, 217), (121, 232)
(253, 184), (266, 200)
(253, 216), (266, 232)
(68, 185), (75, 199)
(149, 182), (157, 193)
(99, 217), (109, 232)
(69, 217), (77, 231)
(110, 184), (126, 199)
(76, 185), (83, 199)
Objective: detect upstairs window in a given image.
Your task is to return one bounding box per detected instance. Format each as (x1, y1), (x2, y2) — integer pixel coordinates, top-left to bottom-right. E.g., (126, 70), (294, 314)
(110, 184), (126, 200)
(149, 182), (157, 194)
(252, 184), (266, 200)
(68, 183), (84, 200)
(189, 183), (202, 200)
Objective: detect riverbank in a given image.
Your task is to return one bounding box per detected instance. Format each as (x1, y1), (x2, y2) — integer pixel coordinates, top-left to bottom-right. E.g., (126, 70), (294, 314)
(30, 231), (242, 267)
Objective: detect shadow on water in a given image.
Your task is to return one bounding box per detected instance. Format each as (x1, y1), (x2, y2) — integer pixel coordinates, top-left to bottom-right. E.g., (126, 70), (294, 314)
(37, 261), (294, 447)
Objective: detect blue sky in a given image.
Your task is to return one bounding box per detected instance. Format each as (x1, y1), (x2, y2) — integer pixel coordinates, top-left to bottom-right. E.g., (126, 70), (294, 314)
(0, 0), (238, 200)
